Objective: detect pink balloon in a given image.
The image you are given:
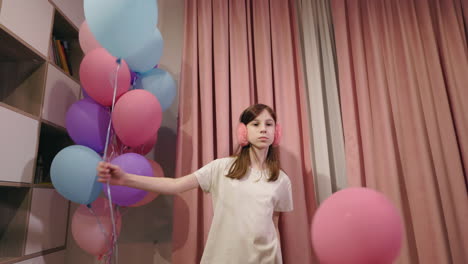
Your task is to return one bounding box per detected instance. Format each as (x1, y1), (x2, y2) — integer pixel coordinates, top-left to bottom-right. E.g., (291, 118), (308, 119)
(104, 138), (126, 159)
(71, 197), (122, 257)
(128, 132), (158, 155)
(112, 90), (162, 147)
(80, 48), (131, 106)
(311, 187), (403, 264)
(129, 159), (164, 207)
(104, 133), (158, 160)
(79, 21), (102, 54)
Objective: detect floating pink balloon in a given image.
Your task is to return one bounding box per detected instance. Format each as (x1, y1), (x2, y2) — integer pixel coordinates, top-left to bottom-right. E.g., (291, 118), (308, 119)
(112, 89), (162, 147)
(71, 197), (122, 257)
(311, 187), (403, 264)
(79, 21), (103, 54)
(80, 48), (131, 106)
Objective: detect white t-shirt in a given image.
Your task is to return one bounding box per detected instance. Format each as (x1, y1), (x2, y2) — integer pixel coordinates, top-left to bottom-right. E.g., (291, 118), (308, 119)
(194, 157), (293, 264)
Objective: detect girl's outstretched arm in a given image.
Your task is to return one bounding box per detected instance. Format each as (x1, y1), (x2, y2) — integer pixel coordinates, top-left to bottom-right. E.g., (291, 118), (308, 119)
(97, 161), (199, 194)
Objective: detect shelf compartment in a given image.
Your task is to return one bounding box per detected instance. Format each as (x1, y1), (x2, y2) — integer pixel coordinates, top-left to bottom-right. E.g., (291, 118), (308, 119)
(0, 248), (65, 264)
(34, 122), (74, 185)
(24, 189), (69, 255)
(50, 9), (83, 81)
(0, 187), (31, 259)
(0, 27), (47, 118)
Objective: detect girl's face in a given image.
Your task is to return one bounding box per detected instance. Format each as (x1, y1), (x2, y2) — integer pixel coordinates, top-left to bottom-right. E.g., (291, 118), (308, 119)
(246, 110), (276, 149)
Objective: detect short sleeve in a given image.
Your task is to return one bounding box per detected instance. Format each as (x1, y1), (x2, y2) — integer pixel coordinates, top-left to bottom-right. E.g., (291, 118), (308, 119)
(194, 158), (226, 193)
(274, 174), (293, 212)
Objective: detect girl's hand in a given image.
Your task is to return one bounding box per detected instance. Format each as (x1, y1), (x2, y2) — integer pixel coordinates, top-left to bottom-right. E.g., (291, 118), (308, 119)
(97, 161), (127, 186)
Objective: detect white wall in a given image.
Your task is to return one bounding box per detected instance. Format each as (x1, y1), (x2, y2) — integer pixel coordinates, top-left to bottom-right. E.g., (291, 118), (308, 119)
(64, 0), (185, 263)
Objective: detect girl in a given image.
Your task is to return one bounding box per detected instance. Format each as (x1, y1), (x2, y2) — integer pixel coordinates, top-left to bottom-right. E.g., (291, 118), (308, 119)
(97, 104), (293, 264)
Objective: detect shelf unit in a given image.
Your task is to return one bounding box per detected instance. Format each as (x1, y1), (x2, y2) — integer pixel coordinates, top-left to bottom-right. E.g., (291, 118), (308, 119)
(0, 1), (85, 263)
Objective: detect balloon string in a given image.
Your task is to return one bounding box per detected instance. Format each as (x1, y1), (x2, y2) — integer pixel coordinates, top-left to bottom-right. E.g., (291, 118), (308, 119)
(102, 59), (122, 264)
(103, 205), (119, 263)
(86, 205), (108, 237)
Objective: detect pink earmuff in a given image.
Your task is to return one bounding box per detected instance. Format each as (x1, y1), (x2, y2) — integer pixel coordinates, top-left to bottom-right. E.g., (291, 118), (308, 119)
(273, 124), (282, 146)
(237, 123), (282, 147)
(237, 123), (249, 147)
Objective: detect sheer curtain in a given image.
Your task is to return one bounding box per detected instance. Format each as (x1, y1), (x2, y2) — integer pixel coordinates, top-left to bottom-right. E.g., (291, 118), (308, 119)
(296, 0), (347, 204)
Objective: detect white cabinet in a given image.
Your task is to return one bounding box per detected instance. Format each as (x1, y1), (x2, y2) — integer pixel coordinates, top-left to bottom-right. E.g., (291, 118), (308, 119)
(0, 0), (54, 57)
(48, 0), (85, 29)
(41, 64), (80, 128)
(0, 106), (39, 183)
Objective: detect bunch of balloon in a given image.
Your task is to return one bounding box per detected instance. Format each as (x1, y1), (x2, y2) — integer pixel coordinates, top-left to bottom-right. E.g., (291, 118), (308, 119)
(49, 0), (174, 262)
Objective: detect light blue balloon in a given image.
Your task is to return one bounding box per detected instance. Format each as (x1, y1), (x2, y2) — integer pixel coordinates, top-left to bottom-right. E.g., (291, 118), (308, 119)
(84, 0), (158, 58)
(136, 68), (176, 111)
(124, 28), (163, 73)
(51, 145), (102, 204)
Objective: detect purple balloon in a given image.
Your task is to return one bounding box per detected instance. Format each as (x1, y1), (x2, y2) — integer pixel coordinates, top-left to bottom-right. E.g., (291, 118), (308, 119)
(130, 71), (138, 85)
(102, 153), (153, 206)
(65, 98), (110, 153)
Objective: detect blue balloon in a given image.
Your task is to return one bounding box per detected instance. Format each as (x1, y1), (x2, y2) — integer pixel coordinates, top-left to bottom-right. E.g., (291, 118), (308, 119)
(135, 68), (176, 111)
(84, 0), (158, 58)
(51, 145), (102, 204)
(125, 29), (163, 73)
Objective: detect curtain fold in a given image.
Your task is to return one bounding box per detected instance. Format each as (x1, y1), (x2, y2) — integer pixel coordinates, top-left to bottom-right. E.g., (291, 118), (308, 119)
(331, 0), (468, 263)
(172, 0), (317, 263)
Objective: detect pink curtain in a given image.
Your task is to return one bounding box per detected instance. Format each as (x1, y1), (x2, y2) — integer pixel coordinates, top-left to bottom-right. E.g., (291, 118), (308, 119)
(172, 0), (317, 263)
(331, 0), (468, 263)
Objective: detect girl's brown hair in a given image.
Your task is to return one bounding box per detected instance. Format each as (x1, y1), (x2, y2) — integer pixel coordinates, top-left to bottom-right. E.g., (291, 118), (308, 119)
(226, 104), (280, 181)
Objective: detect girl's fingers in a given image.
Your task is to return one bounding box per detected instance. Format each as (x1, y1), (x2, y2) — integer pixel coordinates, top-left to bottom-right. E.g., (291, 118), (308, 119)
(108, 164), (119, 171)
(98, 174), (110, 182)
(97, 170), (107, 176)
